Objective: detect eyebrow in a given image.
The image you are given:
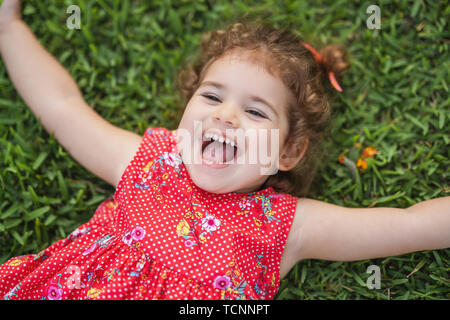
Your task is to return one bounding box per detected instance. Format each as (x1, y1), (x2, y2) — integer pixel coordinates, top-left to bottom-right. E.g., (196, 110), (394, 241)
(199, 80), (279, 117)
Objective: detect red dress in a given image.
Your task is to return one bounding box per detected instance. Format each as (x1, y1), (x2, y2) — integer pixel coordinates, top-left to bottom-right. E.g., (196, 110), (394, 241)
(0, 127), (298, 300)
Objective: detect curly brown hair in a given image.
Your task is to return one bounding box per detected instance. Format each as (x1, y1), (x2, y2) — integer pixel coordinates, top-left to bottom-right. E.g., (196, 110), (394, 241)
(174, 21), (349, 198)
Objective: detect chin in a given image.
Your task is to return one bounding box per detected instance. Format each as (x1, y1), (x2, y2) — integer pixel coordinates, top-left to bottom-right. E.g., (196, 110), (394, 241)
(196, 174), (234, 193)
(194, 179), (229, 194)
(183, 164), (224, 194)
(194, 176), (257, 195)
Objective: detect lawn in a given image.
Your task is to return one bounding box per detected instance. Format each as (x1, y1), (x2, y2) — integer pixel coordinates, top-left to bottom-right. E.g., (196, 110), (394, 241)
(0, 0), (448, 299)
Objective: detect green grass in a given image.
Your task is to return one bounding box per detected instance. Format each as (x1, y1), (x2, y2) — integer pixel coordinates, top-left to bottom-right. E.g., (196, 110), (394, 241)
(0, 0), (449, 300)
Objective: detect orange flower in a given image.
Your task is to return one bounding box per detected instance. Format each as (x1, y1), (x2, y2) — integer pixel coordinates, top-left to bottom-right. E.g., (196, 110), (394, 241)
(356, 157), (368, 171)
(362, 146), (377, 158)
(338, 155), (345, 164)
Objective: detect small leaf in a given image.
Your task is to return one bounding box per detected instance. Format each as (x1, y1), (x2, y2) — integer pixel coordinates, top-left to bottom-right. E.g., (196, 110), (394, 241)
(32, 152), (48, 170)
(24, 206), (50, 222)
(406, 259), (427, 278)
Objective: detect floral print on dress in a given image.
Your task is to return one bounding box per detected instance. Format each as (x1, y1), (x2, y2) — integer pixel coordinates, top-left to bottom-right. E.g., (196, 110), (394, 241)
(176, 212), (221, 247)
(4, 282), (22, 300)
(67, 226), (92, 242)
(134, 151), (183, 208)
(122, 227), (146, 247)
(216, 258), (251, 300)
(254, 253), (276, 299)
(216, 253), (275, 300)
(39, 272), (68, 300)
(176, 185), (220, 247)
(134, 160), (154, 190)
(130, 253), (150, 277)
(82, 233), (114, 256)
(163, 152), (182, 174)
(237, 193), (282, 230)
(32, 250), (49, 262)
(7, 256), (30, 267)
(213, 276), (231, 290)
(201, 213), (221, 233)
(85, 266), (121, 300)
(46, 285), (63, 300)
(236, 197), (252, 216)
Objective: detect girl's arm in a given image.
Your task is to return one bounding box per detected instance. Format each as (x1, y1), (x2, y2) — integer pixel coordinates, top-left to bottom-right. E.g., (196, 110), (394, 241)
(284, 196), (450, 266)
(0, 0), (141, 187)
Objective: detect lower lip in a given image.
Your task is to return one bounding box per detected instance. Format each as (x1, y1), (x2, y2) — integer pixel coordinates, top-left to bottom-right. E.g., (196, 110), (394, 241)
(201, 157), (230, 169)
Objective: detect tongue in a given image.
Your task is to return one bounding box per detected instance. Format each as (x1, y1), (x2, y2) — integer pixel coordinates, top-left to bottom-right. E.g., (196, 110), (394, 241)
(202, 141), (234, 163)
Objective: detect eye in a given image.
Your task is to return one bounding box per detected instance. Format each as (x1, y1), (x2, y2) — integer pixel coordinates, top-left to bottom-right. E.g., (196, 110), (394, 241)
(246, 109), (267, 119)
(202, 94), (221, 103)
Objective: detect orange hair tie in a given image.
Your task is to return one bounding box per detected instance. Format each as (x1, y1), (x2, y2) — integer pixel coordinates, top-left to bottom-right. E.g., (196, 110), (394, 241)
(302, 42), (343, 92)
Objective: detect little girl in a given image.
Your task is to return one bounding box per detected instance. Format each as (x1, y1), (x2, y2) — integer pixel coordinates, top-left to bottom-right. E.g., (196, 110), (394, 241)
(0, 0), (448, 300)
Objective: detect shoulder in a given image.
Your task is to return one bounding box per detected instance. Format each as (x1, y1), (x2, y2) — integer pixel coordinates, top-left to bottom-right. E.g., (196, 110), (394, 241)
(113, 127), (173, 187)
(283, 197), (307, 256)
(285, 197), (343, 255)
(280, 197), (331, 276)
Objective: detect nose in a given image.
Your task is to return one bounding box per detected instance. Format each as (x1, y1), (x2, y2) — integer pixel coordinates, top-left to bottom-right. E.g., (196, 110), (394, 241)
(212, 102), (240, 128)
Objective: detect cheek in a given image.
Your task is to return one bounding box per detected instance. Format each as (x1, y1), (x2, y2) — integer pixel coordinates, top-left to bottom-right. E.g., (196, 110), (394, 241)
(178, 107), (200, 129)
(259, 127), (282, 157)
(177, 107), (190, 128)
(243, 128), (280, 167)
(182, 101), (211, 121)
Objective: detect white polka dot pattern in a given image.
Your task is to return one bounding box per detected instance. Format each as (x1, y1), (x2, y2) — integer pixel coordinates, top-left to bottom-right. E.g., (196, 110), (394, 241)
(0, 127), (298, 300)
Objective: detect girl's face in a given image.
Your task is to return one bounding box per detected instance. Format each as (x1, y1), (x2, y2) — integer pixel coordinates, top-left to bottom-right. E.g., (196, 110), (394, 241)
(176, 49), (300, 194)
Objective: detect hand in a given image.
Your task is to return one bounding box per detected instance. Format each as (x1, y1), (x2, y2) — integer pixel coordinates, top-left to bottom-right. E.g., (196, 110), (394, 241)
(0, 0), (21, 34)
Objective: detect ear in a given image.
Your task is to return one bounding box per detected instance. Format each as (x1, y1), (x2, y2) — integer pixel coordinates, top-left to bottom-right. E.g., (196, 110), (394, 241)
(278, 137), (309, 171)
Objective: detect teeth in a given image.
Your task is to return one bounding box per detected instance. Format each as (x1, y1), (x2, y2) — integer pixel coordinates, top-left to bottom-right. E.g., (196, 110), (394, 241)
(203, 132), (236, 147)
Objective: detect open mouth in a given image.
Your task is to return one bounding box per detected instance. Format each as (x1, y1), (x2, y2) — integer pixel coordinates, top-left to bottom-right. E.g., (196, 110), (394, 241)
(201, 132), (238, 165)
